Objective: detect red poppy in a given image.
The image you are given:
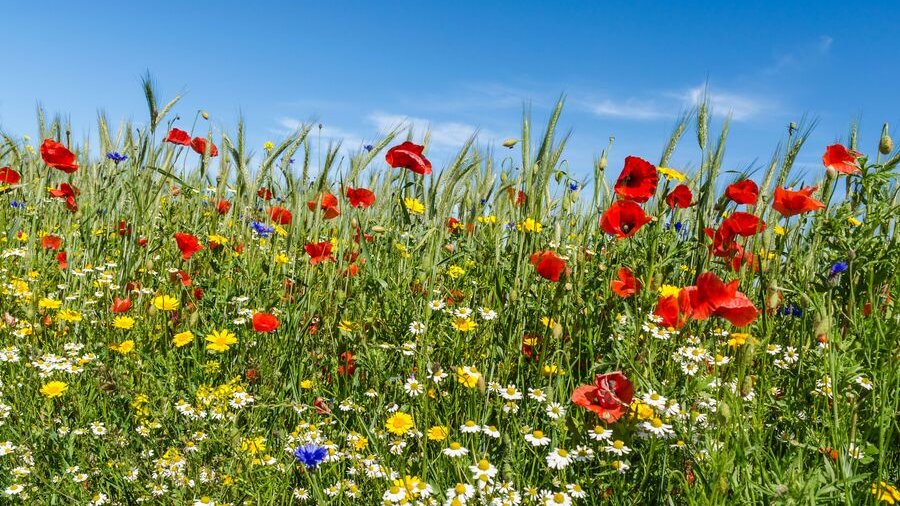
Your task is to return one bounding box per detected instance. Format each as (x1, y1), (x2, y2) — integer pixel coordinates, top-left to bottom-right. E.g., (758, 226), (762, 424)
(507, 188), (527, 206)
(174, 232), (204, 260)
(170, 270), (192, 287)
(305, 241), (335, 265)
(137, 237), (148, 248)
(257, 187), (273, 200)
(773, 186), (825, 218)
(48, 183), (79, 212)
(386, 141), (432, 175)
(111, 297), (131, 313)
(37, 237), (61, 254)
(337, 351), (356, 376)
(216, 199), (231, 215)
(40, 139), (79, 173)
(165, 128), (192, 146)
(56, 251), (68, 269)
(721, 212), (766, 237)
(571, 371), (634, 423)
(614, 156), (658, 203)
(0, 167), (20, 185)
(730, 249), (759, 273)
(521, 334), (543, 361)
(600, 200), (651, 239)
(653, 295), (683, 329)
(678, 272), (758, 327)
(724, 179), (759, 205)
(665, 184), (693, 209)
(190, 137), (218, 157)
(611, 267), (641, 298)
(343, 263), (360, 277)
(193, 286), (204, 301)
(269, 206), (293, 225)
(346, 187), (375, 208)
(530, 250), (567, 282)
(446, 217), (463, 235)
(118, 220), (132, 236)
(252, 312), (280, 332)
(822, 144), (861, 174)
(306, 193), (340, 219)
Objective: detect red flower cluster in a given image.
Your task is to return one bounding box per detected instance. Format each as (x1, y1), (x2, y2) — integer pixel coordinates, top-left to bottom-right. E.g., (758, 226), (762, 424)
(654, 272), (759, 328)
(165, 128), (218, 157)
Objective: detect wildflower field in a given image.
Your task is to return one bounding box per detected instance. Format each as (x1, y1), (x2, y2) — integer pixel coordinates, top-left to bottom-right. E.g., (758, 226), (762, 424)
(0, 84), (898, 506)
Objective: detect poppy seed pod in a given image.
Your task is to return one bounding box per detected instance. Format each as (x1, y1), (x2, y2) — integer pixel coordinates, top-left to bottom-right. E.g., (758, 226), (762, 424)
(880, 123), (893, 154)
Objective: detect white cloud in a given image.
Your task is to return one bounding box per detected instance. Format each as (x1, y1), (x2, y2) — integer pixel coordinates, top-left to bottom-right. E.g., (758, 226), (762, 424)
(368, 112), (491, 148)
(588, 98), (668, 120)
(274, 117), (366, 149)
(682, 86), (770, 121)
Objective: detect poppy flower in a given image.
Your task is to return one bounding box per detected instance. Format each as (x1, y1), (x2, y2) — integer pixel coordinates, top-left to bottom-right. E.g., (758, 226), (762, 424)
(257, 187), (273, 200)
(216, 199), (231, 215)
(446, 217), (463, 235)
(678, 272), (758, 326)
(665, 184), (693, 209)
(40, 139), (79, 173)
(269, 206), (293, 225)
(343, 263), (360, 277)
(307, 193), (340, 219)
(118, 220), (132, 236)
(507, 188), (527, 206)
(653, 295), (683, 328)
(48, 183), (79, 212)
(165, 128), (192, 146)
(174, 232), (204, 260)
(822, 144), (861, 174)
(730, 249), (759, 273)
(190, 137), (219, 157)
(56, 251), (68, 269)
(110, 297), (132, 313)
(773, 186), (825, 218)
(337, 351), (356, 376)
(721, 212), (766, 237)
(305, 241), (335, 265)
(530, 250), (567, 282)
(346, 187), (375, 208)
(386, 141), (432, 175)
(0, 167), (20, 185)
(41, 235), (62, 250)
(252, 312), (280, 332)
(170, 270), (192, 287)
(600, 200), (652, 239)
(725, 179), (759, 205)
(613, 156), (658, 203)
(571, 371), (634, 423)
(611, 267), (641, 298)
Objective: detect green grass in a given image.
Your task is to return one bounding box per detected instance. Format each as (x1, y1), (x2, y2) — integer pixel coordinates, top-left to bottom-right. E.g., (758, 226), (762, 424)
(0, 84), (897, 505)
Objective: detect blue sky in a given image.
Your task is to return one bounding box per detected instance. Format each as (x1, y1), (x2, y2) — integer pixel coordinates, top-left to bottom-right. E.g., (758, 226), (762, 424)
(1, 1), (897, 182)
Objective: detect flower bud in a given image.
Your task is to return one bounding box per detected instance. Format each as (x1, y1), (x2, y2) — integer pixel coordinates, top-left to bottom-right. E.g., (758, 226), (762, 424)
(502, 138), (517, 149)
(201, 111), (209, 120)
(880, 123), (893, 154)
(825, 167), (838, 179)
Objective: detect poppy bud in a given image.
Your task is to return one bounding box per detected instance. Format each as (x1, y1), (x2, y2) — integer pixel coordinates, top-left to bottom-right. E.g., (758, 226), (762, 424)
(788, 122), (797, 136)
(825, 167), (837, 179)
(371, 226), (385, 233)
(201, 111), (209, 120)
(502, 138), (517, 148)
(879, 123), (893, 154)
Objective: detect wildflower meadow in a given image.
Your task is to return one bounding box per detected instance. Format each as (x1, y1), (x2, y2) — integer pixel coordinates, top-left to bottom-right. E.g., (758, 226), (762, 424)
(0, 82), (898, 505)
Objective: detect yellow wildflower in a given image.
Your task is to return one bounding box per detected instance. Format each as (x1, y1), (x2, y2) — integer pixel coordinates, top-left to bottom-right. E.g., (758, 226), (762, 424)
(153, 295), (179, 311)
(40, 381), (69, 398)
(205, 329), (238, 352)
(173, 331), (194, 347)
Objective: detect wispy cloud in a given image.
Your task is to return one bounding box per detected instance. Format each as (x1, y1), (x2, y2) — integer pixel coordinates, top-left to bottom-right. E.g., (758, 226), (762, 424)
(368, 112), (493, 147)
(682, 86), (771, 121)
(588, 98), (669, 120)
(274, 117), (366, 148)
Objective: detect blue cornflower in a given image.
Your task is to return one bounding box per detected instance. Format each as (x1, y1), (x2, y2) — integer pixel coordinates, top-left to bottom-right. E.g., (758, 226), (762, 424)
(830, 261), (849, 276)
(480, 198), (488, 205)
(569, 181), (579, 192)
(364, 144), (374, 152)
(505, 221), (517, 230)
(106, 151), (128, 164)
(777, 304), (803, 317)
(673, 222), (683, 232)
(10, 200), (24, 209)
(293, 444), (328, 470)
(289, 158), (296, 165)
(250, 221), (274, 238)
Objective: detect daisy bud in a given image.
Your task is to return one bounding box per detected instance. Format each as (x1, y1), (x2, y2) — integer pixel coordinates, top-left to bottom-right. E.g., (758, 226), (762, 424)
(880, 123), (893, 154)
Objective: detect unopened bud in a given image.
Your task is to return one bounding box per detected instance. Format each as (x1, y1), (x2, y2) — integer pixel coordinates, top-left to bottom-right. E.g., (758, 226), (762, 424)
(880, 123), (893, 154)
(201, 111), (209, 120)
(825, 167), (838, 179)
(502, 138), (517, 149)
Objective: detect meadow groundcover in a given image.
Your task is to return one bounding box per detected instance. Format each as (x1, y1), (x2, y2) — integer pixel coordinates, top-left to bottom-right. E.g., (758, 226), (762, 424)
(0, 86), (898, 505)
